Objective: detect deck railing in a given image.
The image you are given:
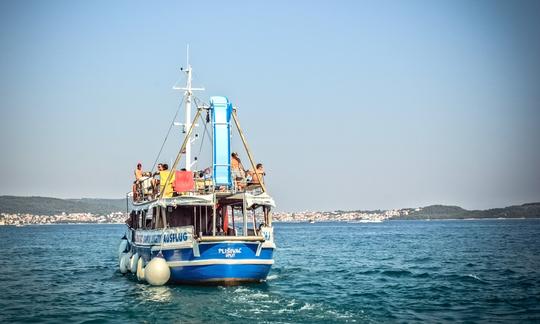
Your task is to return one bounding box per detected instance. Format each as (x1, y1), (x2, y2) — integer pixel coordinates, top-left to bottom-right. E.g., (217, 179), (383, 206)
(130, 172), (263, 204)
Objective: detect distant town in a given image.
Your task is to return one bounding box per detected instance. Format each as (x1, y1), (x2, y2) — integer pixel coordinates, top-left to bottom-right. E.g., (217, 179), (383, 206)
(0, 209), (406, 226)
(0, 206), (527, 226)
(0, 212), (126, 226)
(272, 209), (409, 223)
(0, 195), (538, 226)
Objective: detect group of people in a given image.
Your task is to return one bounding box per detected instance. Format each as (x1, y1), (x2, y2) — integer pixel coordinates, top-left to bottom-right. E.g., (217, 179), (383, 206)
(231, 152), (265, 190)
(132, 162), (170, 201)
(132, 152), (266, 201)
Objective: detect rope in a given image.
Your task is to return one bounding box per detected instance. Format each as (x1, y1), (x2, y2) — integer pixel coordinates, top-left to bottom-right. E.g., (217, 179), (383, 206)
(194, 96), (213, 142)
(195, 116), (206, 160)
(150, 96), (186, 173)
(159, 109), (203, 200)
(158, 207), (166, 254)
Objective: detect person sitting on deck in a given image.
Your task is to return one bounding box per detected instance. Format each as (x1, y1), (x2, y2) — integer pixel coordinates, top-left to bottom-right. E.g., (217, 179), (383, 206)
(231, 152), (246, 190)
(193, 167), (212, 193)
(248, 163), (266, 186)
(140, 171), (154, 199)
(152, 163), (163, 196)
(203, 167), (212, 179)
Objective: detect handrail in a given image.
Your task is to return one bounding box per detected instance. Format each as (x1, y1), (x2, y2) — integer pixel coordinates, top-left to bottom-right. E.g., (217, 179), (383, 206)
(130, 177), (265, 205)
(198, 235), (265, 242)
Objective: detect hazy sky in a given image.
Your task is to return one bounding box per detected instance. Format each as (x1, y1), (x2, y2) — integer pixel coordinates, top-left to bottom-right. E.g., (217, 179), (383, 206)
(1, 0), (539, 212)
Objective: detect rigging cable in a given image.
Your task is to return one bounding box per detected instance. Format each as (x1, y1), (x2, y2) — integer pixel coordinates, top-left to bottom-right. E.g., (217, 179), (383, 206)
(194, 96), (213, 142)
(193, 98), (212, 163)
(150, 95), (186, 173)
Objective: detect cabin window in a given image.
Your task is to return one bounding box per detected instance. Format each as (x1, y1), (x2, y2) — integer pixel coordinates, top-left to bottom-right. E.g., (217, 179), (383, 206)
(142, 208), (153, 229)
(152, 207), (167, 229)
(166, 206), (195, 228)
(231, 205), (269, 236)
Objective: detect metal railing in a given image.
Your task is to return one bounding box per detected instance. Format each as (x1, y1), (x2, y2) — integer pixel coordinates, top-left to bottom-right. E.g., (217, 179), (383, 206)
(129, 170), (265, 205)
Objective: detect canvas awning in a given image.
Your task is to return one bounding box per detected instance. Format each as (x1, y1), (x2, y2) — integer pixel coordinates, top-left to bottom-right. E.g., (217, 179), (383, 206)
(132, 194), (214, 211)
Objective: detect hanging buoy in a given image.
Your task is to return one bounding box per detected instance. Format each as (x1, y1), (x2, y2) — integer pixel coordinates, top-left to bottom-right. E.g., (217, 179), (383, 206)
(119, 252), (131, 274)
(129, 253), (139, 273)
(137, 257), (146, 282)
(145, 252), (170, 286)
(118, 238), (128, 260)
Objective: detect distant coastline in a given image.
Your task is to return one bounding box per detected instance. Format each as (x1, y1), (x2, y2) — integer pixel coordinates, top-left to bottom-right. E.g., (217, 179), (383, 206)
(0, 195), (539, 225)
(274, 203), (540, 222)
(3, 218), (540, 228)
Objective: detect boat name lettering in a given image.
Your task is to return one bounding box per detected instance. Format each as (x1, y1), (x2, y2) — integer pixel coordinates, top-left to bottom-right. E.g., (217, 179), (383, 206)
(135, 231), (191, 244)
(163, 232), (189, 243)
(218, 248), (242, 258)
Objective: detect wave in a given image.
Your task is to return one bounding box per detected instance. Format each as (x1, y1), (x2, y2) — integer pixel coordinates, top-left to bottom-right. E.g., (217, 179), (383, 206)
(381, 269), (413, 278)
(299, 303), (315, 310)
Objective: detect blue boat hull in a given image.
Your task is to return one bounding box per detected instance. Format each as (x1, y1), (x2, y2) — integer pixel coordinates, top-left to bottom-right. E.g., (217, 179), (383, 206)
(130, 240), (274, 284)
(169, 263), (272, 284)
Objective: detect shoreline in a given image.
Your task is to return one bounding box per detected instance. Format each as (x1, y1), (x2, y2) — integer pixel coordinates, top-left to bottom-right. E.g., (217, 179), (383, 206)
(2, 217), (540, 227)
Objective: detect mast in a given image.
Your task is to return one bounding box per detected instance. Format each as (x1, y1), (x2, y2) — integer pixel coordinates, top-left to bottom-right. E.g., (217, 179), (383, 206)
(173, 45), (204, 171)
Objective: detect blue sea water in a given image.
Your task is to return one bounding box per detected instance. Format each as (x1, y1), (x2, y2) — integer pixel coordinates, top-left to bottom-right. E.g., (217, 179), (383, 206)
(1, 220), (539, 323)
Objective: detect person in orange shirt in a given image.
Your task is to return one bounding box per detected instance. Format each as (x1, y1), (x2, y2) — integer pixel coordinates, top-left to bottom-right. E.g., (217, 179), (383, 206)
(133, 162), (143, 201)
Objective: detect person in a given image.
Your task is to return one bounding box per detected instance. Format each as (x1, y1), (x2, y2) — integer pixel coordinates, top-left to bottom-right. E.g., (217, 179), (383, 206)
(153, 163), (163, 177)
(203, 167), (212, 179)
(159, 163), (175, 198)
(231, 152), (246, 190)
(199, 167), (212, 192)
(152, 163), (163, 196)
(133, 163), (143, 201)
(248, 163), (266, 185)
(135, 162), (143, 181)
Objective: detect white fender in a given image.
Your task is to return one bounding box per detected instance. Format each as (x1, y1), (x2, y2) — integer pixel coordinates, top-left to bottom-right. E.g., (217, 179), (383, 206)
(145, 255), (170, 286)
(137, 257), (146, 282)
(118, 239), (128, 259)
(119, 252), (131, 274)
(129, 253), (139, 273)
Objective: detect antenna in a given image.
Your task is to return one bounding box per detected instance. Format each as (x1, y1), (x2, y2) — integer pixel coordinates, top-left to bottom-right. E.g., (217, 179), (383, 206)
(173, 45), (205, 171)
(186, 44), (189, 67)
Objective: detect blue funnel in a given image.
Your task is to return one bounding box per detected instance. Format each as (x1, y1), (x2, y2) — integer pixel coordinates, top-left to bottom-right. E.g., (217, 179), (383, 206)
(210, 96), (232, 187)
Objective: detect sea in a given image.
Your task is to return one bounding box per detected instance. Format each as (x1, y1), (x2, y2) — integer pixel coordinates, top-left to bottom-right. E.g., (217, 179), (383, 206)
(1, 220), (539, 323)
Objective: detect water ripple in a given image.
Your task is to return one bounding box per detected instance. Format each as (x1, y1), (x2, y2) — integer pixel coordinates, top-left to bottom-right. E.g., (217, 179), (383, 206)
(1, 220), (540, 322)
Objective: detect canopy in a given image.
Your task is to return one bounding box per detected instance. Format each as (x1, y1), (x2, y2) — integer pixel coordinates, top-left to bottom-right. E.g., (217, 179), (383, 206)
(245, 192), (276, 209)
(132, 194), (214, 211)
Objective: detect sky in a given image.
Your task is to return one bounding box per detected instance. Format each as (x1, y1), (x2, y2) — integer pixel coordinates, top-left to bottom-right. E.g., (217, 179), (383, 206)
(1, 0), (539, 212)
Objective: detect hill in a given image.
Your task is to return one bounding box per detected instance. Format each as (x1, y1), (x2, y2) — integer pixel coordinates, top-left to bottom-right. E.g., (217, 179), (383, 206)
(1, 196), (539, 220)
(0, 196), (127, 215)
(392, 203), (540, 220)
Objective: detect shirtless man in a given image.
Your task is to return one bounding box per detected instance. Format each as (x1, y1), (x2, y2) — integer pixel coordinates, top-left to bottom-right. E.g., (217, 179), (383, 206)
(231, 152), (246, 190)
(248, 163), (266, 185)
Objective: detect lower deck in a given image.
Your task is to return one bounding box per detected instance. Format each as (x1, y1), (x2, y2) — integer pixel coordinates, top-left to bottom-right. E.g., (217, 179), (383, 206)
(126, 227), (275, 284)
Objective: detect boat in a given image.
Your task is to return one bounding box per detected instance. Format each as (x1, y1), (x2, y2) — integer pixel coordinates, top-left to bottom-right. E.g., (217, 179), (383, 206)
(117, 52), (276, 285)
(347, 219), (383, 223)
